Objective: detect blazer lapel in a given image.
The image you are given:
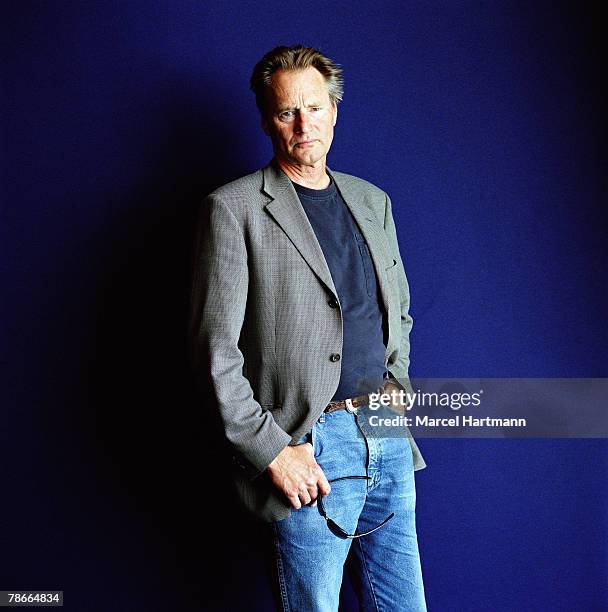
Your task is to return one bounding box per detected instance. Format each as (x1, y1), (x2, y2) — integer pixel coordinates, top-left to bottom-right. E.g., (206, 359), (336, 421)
(262, 161), (395, 314)
(263, 162), (338, 297)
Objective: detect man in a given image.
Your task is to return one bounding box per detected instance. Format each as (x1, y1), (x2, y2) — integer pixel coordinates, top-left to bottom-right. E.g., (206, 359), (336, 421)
(190, 45), (427, 611)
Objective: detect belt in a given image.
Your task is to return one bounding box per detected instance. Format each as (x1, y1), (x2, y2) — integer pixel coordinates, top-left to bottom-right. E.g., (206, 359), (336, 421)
(324, 381), (396, 414)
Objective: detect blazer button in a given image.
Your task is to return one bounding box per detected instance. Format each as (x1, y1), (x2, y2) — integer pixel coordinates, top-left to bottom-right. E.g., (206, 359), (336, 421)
(330, 353), (341, 362)
(327, 297), (339, 308)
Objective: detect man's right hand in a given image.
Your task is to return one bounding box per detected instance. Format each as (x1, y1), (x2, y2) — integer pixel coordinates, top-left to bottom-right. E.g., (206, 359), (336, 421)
(267, 443), (331, 510)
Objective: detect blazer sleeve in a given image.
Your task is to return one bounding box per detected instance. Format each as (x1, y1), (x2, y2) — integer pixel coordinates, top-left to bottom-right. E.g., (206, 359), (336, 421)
(189, 194), (292, 478)
(383, 193), (415, 396)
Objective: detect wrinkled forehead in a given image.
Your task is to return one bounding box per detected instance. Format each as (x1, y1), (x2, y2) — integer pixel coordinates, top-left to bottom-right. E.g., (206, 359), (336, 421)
(265, 67), (332, 110)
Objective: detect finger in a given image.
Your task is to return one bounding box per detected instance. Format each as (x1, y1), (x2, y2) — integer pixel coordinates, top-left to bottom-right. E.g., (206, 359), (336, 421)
(287, 494), (302, 510)
(307, 484), (319, 502)
(317, 470), (332, 496)
(299, 491), (311, 506)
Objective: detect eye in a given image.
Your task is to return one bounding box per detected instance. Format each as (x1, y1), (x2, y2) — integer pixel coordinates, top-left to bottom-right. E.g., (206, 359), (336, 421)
(278, 110), (295, 121)
(310, 106), (322, 112)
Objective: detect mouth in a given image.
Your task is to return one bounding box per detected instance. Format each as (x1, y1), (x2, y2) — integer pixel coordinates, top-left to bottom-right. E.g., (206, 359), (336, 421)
(294, 140), (317, 147)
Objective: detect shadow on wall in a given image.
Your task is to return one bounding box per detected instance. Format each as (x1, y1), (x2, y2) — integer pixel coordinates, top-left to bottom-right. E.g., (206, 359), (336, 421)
(63, 79), (277, 610)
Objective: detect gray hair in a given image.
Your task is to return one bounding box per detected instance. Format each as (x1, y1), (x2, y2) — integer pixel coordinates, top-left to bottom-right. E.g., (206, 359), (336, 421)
(250, 45), (344, 115)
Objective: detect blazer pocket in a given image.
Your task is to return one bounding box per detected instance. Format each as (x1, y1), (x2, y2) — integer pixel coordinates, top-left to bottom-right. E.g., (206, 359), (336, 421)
(260, 404), (283, 411)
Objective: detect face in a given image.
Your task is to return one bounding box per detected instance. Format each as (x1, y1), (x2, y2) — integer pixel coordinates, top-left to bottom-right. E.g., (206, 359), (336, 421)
(262, 67), (338, 170)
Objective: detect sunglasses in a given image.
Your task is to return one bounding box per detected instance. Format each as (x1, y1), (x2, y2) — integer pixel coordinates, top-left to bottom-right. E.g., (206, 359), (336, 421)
(317, 475), (395, 539)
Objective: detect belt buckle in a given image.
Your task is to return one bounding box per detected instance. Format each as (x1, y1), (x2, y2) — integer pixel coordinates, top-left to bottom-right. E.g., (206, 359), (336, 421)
(345, 398), (357, 413)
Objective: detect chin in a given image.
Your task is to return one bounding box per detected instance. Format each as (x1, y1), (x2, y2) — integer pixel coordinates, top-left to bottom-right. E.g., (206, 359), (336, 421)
(294, 153), (323, 166)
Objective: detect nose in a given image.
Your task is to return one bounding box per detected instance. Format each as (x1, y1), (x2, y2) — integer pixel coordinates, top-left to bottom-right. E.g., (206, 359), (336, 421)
(295, 110), (311, 133)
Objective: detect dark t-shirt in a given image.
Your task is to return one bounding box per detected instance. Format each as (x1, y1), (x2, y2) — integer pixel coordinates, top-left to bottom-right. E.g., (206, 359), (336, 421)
(292, 178), (388, 401)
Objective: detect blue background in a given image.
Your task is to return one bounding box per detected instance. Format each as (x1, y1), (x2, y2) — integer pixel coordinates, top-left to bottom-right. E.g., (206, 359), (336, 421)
(2, 2), (606, 610)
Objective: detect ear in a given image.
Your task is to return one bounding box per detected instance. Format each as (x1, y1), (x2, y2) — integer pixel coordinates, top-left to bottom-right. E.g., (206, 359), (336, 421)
(332, 102), (338, 127)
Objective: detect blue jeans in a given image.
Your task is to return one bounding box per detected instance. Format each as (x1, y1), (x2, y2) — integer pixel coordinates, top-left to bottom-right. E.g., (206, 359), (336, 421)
(271, 406), (427, 611)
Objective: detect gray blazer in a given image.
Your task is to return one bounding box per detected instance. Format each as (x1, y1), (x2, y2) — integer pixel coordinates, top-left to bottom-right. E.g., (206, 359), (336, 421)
(189, 160), (426, 522)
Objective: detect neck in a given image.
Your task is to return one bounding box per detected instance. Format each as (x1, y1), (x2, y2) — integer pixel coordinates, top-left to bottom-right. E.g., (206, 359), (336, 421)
(275, 157), (330, 189)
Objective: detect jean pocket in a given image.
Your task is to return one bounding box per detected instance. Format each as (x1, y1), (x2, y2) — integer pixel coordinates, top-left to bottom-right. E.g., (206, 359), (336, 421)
(312, 421), (325, 460)
(294, 430), (310, 445)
